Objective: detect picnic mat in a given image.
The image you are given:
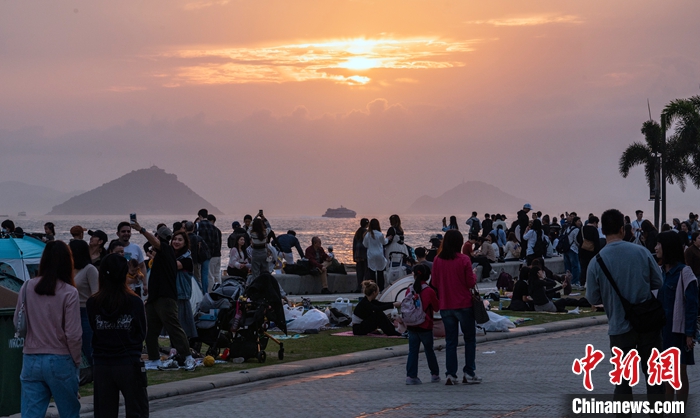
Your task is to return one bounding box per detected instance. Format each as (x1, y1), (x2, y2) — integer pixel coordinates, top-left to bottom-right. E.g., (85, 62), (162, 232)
(267, 333), (309, 340)
(332, 330), (402, 338)
(503, 316), (533, 325)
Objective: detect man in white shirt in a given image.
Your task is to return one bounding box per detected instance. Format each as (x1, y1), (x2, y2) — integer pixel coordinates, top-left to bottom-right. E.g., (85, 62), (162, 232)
(117, 221), (146, 278)
(631, 210), (644, 242)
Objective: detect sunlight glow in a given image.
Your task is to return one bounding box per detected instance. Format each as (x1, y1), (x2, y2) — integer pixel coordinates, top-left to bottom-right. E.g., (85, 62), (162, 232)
(161, 37), (477, 86)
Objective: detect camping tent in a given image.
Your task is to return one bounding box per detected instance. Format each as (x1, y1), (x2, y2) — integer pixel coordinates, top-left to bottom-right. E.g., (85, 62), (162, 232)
(0, 236), (45, 282)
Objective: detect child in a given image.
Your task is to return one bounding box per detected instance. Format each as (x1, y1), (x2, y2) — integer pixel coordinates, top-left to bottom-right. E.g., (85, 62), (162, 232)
(327, 246), (335, 259)
(404, 264), (440, 384)
(126, 258), (148, 297)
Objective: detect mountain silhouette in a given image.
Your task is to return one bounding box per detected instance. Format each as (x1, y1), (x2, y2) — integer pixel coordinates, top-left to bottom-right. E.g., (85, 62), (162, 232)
(407, 181), (533, 215)
(48, 166), (222, 215)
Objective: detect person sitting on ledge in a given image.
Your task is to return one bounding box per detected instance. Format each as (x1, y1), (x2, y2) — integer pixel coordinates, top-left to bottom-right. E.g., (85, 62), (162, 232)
(352, 280), (402, 336)
(304, 236), (332, 294)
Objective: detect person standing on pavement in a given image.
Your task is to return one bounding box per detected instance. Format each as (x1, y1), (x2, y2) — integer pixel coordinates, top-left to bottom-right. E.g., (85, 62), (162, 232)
(131, 221), (196, 371)
(465, 212), (481, 236)
(69, 239), (99, 381)
(87, 253), (148, 418)
(430, 229), (481, 386)
(15, 241), (82, 418)
(195, 209), (218, 293)
(185, 221), (209, 291)
(363, 218), (389, 291)
(577, 215), (601, 288)
(207, 213), (224, 289)
(631, 210), (645, 243)
(353, 218), (370, 292)
(586, 209), (665, 408)
(655, 231), (698, 403)
(562, 217), (582, 287)
(404, 264), (440, 385)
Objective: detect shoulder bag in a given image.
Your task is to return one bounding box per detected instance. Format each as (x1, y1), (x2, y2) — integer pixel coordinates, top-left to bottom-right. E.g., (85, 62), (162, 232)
(595, 254), (665, 334)
(471, 284), (489, 324)
(15, 284), (28, 338)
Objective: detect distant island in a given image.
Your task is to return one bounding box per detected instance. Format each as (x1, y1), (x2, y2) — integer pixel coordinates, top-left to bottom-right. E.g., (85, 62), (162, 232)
(48, 166), (222, 215)
(322, 206), (357, 218)
(406, 181), (534, 214)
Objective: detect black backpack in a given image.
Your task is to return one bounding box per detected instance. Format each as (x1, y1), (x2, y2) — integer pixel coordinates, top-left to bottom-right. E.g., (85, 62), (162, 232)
(190, 235), (211, 264)
(555, 227), (577, 254)
(533, 234), (548, 257)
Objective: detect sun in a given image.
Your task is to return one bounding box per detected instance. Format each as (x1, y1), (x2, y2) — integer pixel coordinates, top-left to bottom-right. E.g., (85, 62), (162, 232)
(339, 57), (381, 70)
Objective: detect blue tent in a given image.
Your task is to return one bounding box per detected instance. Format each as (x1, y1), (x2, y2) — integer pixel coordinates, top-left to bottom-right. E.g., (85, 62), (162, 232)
(0, 236), (45, 283)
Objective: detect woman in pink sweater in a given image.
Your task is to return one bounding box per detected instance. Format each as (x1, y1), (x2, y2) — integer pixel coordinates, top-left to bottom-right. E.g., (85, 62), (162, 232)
(14, 241), (82, 418)
(430, 230), (482, 386)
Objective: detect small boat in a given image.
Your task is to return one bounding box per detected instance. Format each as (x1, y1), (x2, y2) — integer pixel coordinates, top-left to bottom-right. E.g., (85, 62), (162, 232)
(17, 212), (26, 217)
(322, 206), (356, 218)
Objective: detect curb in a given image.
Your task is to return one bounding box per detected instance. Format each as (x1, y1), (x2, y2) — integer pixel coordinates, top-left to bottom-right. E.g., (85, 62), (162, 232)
(46, 315), (608, 417)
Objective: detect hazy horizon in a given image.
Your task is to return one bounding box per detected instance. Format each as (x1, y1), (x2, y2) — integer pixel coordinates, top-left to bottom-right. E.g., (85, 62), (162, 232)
(2, 1), (700, 219)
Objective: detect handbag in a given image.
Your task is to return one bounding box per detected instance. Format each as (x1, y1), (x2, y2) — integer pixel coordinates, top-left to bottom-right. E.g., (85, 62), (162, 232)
(14, 284), (28, 338)
(471, 285), (489, 325)
(595, 254), (665, 334)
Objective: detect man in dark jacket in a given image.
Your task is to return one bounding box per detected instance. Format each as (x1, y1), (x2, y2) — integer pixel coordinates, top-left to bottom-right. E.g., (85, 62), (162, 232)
(353, 218), (369, 292)
(305, 236), (332, 294)
(517, 204), (532, 260)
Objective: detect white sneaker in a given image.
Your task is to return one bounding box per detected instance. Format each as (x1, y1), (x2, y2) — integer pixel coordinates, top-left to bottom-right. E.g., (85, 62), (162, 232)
(144, 359), (161, 370)
(183, 357), (196, 372)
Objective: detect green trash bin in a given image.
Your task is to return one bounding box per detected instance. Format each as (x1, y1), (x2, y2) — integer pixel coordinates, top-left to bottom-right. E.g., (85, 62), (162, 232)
(0, 308), (23, 417)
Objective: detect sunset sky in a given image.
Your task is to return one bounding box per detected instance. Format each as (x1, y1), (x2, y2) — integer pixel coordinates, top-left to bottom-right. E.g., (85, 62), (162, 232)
(2, 0), (700, 217)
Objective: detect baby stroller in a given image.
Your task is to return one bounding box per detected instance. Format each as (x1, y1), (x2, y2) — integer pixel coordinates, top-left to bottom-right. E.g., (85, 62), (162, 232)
(218, 273), (288, 363)
(191, 277), (245, 357)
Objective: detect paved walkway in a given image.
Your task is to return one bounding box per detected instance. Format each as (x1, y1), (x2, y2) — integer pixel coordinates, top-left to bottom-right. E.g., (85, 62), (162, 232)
(143, 324), (700, 418)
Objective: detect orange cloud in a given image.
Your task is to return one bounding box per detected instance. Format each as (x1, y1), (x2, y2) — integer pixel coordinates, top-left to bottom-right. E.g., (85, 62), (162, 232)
(159, 38), (479, 86)
(468, 14), (583, 27)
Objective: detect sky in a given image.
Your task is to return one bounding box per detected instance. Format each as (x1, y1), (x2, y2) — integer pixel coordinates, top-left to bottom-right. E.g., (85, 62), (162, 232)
(1, 0), (700, 219)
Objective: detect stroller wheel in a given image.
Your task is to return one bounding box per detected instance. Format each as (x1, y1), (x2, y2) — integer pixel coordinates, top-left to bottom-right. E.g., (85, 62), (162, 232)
(278, 348), (284, 360)
(257, 351), (266, 363)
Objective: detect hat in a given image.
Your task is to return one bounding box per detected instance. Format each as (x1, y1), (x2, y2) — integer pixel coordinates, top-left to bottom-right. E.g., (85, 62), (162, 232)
(88, 229), (108, 243)
(523, 203), (532, 210)
(156, 225), (173, 241)
(70, 225), (87, 236)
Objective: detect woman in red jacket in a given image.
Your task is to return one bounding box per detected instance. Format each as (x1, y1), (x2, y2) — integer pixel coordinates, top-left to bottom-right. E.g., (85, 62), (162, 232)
(404, 264), (440, 385)
(431, 230), (482, 385)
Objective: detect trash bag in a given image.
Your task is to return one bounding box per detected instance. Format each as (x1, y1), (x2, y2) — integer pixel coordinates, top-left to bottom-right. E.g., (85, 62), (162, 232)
(284, 305), (304, 321)
(481, 311), (516, 332)
(287, 308), (329, 331)
(330, 297), (353, 317)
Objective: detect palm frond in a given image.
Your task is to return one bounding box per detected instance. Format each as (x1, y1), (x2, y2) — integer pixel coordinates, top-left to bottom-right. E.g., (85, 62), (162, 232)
(619, 142), (653, 187)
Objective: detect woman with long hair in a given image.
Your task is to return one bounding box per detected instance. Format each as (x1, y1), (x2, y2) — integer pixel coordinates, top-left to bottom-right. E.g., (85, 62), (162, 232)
(69, 239), (99, 377)
(362, 218), (389, 291)
(404, 264), (440, 384)
(385, 214), (409, 285)
(503, 232), (521, 261)
(43, 222), (55, 242)
(87, 253), (148, 417)
(227, 234), (250, 277)
(523, 219), (547, 266)
(171, 231), (197, 339)
(430, 229), (481, 386)
(655, 231), (699, 403)
(679, 221), (692, 247)
(641, 219), (659, 255)
(14, 241), (82, 417)
(442, 215), (459, 232)
(351, 280), (401, 336)
(249, 218), (269, 280)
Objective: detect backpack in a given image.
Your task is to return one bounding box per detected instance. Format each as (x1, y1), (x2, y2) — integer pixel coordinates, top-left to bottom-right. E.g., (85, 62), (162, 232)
(496, 271), (514, 292)
(555, 227), (576, 254)
(468, 218), (481, 234)
(533, 234), (548, 257)
(191, 235), (211, 264)
(400, 288), (426, 327)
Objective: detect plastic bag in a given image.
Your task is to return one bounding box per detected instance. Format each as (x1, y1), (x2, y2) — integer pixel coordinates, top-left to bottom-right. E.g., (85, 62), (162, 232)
(287, 308), (329, 331)
(330, 297), (353, 316)
(481, 311), (516, 332)
(284, 305), (304, 321)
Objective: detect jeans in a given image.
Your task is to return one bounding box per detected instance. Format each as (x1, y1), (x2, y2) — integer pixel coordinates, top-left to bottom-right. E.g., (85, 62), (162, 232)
(609, 329), (665, 418)
(441, 308), (477, 378)
(406, 328), (439, 378)
(21, 354), (80, 418)
(80, 307), (93, 365)
(563, 250), (581, 285)
(200, 258), (210, 294)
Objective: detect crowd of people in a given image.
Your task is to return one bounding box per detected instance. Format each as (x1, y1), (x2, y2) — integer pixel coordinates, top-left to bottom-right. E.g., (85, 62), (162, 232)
(5, 203), (700, 412)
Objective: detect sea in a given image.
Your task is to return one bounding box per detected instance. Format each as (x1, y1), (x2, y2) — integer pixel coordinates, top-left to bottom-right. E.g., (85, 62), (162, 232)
(10, 214), (514, 264)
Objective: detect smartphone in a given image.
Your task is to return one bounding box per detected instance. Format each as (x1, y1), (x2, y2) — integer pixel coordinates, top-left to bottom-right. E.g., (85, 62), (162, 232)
(130, 213), (137, 223)
(258, 209), (264, 216)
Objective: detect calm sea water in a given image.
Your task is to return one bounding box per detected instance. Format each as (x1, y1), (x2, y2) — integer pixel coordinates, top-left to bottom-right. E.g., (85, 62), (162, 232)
(11, 214), (515, 263)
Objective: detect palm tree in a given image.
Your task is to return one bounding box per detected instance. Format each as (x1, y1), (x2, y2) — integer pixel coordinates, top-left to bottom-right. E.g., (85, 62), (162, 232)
(662, 95), (700, 187)
(619, 120), (689, 227)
